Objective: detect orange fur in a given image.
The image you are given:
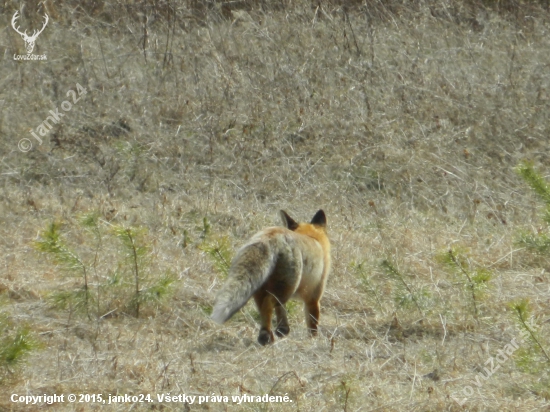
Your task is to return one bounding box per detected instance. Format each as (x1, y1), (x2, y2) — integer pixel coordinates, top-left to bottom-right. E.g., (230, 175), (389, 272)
(211, 210), (331, 345)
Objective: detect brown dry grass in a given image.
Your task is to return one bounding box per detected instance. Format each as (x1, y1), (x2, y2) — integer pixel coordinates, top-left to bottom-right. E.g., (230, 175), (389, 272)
(1, 0), (550, 410)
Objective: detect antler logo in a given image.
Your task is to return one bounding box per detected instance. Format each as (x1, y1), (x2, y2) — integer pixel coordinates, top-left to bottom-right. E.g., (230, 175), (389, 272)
(11, 11), (49, 54)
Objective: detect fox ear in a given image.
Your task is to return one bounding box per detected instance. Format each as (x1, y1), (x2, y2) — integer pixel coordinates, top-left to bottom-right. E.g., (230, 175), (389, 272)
(280, 210), (299, 230)
(310, 210), (326, 227)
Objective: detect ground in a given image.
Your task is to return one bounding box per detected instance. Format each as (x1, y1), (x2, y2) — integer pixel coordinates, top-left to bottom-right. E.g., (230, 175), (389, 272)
(0, 0), (550, 411)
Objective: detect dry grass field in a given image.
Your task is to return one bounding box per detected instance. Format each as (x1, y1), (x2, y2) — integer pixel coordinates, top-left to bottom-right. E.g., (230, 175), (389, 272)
(1, 0), (550, 410)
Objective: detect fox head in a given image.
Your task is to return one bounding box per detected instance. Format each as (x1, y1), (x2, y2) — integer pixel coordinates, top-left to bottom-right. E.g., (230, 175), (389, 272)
(280, 209), (327, 237)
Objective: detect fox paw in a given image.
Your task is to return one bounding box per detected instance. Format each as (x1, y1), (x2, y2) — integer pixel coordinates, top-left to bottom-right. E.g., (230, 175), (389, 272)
(258, 329), (274, 345)
(275, 325), (290, 337)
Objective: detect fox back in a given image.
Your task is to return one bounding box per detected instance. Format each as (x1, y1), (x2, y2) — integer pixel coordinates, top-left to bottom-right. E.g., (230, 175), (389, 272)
(211, 210), (330, 345)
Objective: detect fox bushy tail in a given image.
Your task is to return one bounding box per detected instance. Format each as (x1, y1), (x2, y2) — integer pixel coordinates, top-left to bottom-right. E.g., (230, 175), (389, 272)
(211, 241), (277, 324)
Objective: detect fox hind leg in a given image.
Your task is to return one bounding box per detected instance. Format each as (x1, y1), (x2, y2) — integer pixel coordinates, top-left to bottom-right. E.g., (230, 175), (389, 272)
(272, 279), (297, 338)
(275, 303), (290, 337)
(305, 300), (320, 336)
(254, 291), (275, 345)
(254, 280), (295, 344)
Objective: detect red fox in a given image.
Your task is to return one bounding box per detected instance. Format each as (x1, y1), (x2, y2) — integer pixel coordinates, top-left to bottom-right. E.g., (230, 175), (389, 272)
(211, 210), (331, 345)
